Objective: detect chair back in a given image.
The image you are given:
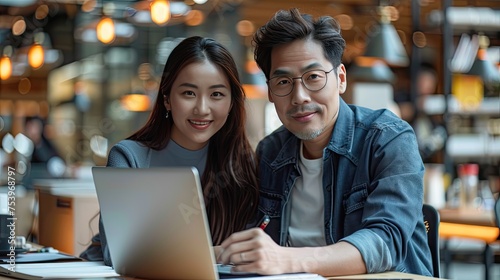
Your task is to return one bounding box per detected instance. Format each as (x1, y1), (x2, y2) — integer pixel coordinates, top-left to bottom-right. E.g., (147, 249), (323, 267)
(423, 204), (441, 278)
(494, 196), (500, 227)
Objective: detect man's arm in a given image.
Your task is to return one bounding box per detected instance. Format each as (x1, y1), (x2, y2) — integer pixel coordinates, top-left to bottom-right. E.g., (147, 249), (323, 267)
(217, 228), (366, 276)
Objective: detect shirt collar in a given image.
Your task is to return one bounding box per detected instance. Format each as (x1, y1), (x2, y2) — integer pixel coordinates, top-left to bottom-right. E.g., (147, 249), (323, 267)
(326, 98), (355, 157)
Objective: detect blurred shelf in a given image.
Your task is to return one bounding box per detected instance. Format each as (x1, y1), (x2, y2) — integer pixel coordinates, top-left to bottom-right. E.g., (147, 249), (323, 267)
(446, 133), (500, 159)
(423, 95), (500, 116)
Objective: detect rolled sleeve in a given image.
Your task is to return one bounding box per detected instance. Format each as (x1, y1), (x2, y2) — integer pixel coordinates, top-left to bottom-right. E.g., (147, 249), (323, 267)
(341, 229), (392, 273)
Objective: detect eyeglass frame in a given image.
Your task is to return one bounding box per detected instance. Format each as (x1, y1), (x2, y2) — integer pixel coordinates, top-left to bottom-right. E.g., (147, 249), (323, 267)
(266, 68), (336, 97)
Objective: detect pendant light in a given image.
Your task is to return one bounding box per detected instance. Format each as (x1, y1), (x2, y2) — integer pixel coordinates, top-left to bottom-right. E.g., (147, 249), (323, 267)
(349, 57), (395, 83)
(0, 55), (12, 80)
(0, 46), (13, 80)
(150, 0), (171, 26)
(467, 34), (500, 85)
(28, 43), (44, 69)
(97, 16), (115, 44)
(96, 1), (116, 44)
(363, 5), (409, 67)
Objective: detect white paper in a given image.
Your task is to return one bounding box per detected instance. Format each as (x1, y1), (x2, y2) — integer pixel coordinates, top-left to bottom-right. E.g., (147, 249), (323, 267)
(0, 261), (119, 279)
(0, 261), (324, 280)
(223, 273), (325, 280)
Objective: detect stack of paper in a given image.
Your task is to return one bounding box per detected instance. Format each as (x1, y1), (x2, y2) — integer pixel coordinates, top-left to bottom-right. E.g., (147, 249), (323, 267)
(0, 261), (119, 279)
(1, 261), (326, 280)
(0, 252), (81, 264)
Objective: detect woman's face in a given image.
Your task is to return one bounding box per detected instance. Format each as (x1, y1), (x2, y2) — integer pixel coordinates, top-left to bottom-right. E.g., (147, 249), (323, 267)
(164, 60), (232, 150)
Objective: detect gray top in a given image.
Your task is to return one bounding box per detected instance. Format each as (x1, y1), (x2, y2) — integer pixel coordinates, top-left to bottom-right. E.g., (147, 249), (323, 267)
(107, 139), (208, 174)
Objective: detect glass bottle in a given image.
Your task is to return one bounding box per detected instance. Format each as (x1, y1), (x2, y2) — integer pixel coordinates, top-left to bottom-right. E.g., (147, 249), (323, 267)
(446, 178), (462, 209)
(458, 163), (479, 209)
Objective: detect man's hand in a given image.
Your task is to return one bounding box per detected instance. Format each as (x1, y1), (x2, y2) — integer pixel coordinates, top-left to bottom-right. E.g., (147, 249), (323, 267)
(217, 229), (367, 276)
(217, 228), (295, 275)
(213, 246), (223, 260)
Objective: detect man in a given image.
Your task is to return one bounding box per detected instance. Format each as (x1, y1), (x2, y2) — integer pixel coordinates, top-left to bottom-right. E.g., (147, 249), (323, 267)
(218, 8), (432, 277)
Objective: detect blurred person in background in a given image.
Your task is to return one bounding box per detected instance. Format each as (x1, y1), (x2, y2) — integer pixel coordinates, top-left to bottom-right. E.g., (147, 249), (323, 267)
(22, 116), (66, 188)
(24, 117), (61, 164)
(396, 63), (447, 163)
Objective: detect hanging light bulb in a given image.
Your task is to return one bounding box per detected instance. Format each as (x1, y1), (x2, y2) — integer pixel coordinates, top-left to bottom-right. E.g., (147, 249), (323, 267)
(28, 43), (44, 69)
(97, 16), (115, 44)
(0, 55), (12, 80)
(121, 93), (151, 111)
(151, 0), (171, 26)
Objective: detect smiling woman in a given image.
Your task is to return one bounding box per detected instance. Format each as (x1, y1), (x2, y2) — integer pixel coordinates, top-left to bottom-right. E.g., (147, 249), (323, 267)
(80, 36), (259, 267)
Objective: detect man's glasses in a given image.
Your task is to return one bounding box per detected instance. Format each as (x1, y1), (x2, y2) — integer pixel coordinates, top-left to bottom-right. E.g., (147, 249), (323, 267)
(267, 68), (334, 97)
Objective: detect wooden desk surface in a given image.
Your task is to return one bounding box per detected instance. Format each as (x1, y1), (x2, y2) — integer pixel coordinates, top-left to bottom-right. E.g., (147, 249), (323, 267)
(33, 178), (95, 188)
(0, 271), (445, 280)
(327, 271), (443, 279)
(438, 208), (499, 243)
(438, 208), (496, 227)
(34, 178), (97, 198)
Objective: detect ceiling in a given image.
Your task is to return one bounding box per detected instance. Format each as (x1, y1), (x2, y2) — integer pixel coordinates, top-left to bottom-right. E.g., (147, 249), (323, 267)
(239, 0), (500, 63)
(0, 0), (499, 67)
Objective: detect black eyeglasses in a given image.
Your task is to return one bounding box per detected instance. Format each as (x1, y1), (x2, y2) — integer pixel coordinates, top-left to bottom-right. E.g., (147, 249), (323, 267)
(267, 68), (335, 97)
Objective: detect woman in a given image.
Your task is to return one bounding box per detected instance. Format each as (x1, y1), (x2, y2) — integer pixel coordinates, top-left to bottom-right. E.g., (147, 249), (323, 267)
(81, 36), (259, 265)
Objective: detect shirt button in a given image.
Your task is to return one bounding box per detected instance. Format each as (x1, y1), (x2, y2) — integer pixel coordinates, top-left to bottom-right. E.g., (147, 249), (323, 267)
(326, 185), (331, 192)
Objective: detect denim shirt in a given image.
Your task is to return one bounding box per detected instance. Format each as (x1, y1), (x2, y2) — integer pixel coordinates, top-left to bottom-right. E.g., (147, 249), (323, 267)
(255, 99), (433, 276)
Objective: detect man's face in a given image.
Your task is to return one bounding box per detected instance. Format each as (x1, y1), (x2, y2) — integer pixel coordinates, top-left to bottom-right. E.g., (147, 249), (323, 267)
(268, 38), (346, 142)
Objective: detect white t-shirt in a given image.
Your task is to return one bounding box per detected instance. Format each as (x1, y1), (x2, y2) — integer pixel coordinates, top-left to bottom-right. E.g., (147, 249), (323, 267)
(288, 142), (326, 247)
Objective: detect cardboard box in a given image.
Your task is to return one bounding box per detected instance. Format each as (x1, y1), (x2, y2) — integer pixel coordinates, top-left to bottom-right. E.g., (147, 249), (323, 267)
(36, 179), (99, 256)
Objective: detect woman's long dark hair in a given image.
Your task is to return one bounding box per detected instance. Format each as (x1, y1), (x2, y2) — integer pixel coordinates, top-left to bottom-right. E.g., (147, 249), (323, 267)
(128, 36), (258, 244)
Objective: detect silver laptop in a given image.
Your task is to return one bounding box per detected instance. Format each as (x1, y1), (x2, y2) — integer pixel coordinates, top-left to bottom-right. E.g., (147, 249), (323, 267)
(92, 166), (221, 280)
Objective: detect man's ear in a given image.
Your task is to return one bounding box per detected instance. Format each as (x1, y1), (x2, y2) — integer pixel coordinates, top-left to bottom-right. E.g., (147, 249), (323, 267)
(268, 91), (274, 103)
(338, 64), (347, 95)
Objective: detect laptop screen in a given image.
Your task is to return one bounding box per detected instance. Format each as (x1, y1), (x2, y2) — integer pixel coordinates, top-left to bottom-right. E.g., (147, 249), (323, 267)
(92, 166), (219, 280)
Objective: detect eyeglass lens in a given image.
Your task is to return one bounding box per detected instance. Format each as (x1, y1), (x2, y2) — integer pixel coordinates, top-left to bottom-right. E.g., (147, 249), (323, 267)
(268, 69), (332, 97)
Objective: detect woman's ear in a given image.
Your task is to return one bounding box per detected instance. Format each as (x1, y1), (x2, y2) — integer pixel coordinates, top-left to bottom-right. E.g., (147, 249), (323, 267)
(163, 95), (170, 111)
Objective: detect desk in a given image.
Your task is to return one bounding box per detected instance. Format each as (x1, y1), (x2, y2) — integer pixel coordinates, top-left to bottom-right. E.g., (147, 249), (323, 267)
(0, 271), (444, 280)
(438, 208), (499, 280)
(439, 208), (499, 243)
(34, 179), (99, 256)
(438, 208), (496, 227)
(327, 271), (442, 279)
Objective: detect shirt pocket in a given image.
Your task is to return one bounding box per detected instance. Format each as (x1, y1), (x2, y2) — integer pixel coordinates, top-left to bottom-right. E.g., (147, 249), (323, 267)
(258, 191), (282, 217)
(343, 183), (368, 215)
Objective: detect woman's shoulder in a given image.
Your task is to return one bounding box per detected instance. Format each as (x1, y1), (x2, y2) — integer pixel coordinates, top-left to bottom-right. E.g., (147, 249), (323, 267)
(107, 140), (151, 168)
(113, 139), (149, 150)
